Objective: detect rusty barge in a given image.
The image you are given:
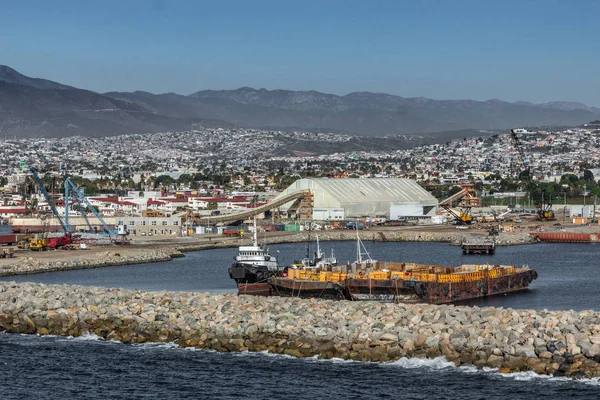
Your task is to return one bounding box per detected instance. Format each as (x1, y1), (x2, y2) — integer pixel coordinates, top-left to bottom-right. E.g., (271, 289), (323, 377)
(231, 232), (537, 304)
(269, 261), (537, 304)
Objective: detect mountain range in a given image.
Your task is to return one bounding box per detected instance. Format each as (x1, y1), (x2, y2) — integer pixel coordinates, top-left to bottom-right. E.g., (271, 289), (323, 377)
(1, 65), (599, 138)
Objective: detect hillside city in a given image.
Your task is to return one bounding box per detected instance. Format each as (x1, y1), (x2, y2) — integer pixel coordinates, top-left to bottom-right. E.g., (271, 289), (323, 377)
(1, 122), (600, 221)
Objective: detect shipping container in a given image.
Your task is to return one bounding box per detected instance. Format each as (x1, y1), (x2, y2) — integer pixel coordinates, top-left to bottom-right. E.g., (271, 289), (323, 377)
(284, 224), (301, 232)
(262, 225), (276, 232)
(0, 234), (19, 245)
(531, 232), (591, 243)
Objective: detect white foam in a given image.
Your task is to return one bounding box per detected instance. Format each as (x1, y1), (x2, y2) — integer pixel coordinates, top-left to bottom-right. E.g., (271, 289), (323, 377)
(8, 331), (600, 386)
(385, 356), (455, 370)
(382, 356), (600, 386)
(305, 354), (372, 364)
(132, 341), (179, 350)
(70, 333), (104, 342)
(497, 370), (600, 386)
(254, 350), (295, 359)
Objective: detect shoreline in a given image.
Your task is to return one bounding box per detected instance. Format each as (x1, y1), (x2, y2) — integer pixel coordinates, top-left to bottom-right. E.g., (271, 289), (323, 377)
(1, 282), (600, 379)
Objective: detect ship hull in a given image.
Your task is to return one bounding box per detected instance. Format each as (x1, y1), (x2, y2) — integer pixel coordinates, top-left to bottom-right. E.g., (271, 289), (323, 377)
(344, 269), (536, 304)
(236, 283), (273, 296)
(268, 269), (538, 305)
(269, 278), (345, 300)
(229, 263), (286, 296)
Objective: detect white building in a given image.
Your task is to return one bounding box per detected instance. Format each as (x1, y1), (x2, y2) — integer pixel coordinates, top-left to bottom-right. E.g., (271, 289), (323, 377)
(275, 178), (438, 220)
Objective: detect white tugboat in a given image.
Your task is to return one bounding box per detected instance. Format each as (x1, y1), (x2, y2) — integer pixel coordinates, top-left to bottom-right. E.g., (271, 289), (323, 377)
(228, 218), (285, 295)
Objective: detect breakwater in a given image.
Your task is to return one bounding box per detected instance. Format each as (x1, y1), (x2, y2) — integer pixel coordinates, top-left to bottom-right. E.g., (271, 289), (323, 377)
(2, 282), (600, 379)
(176, 230), (535, 253)
(0, 250), (177, 277)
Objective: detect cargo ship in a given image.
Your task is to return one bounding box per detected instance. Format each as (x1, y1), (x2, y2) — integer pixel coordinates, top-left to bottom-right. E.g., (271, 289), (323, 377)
(233, 231), (538, 304)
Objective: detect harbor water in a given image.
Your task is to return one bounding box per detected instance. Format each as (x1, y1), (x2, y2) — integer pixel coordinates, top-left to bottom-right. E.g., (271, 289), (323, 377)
(1, 241), (600, 398)
(3, 241), (600, 310)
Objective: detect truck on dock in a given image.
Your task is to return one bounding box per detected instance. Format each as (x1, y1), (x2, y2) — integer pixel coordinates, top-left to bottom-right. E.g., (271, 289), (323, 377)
(0, 248), (14, 258)
(346, 221), (365, 230)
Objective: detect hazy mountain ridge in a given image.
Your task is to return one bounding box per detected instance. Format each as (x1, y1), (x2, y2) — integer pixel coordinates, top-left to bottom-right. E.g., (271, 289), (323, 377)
(1, 65), (599, 138)
(0, 65), (73, 90)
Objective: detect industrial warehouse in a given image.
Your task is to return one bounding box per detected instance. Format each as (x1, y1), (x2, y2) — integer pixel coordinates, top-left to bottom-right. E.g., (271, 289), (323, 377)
(274, 178), (439, 221)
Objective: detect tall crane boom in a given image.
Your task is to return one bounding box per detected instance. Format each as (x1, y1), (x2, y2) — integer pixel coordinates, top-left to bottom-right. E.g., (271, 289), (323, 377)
(64, 178), (116, 236)
(29, 167), (69, 233)
(510, 129), (530, 180)
(509, 129), (555, 220)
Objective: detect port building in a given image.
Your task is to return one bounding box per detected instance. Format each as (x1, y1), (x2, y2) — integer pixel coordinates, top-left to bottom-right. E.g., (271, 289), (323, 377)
(275, 178), (438, 220)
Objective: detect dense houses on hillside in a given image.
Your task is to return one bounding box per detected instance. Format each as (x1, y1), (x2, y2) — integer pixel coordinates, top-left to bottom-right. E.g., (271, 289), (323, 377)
(1, 125), (599, 222)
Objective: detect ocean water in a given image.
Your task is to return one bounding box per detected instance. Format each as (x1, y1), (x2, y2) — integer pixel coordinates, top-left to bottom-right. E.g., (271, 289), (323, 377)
(3, 241), (600, 310)
(1, 332), (599, 400)
(2, 241), (600, 398)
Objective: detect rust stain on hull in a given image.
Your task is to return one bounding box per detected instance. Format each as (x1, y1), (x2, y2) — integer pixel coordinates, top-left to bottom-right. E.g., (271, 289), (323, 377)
(266, 264), (538, 305)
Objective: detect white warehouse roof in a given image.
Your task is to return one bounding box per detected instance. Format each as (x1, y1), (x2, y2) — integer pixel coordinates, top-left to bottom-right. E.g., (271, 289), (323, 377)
(275, 178), (438, 218)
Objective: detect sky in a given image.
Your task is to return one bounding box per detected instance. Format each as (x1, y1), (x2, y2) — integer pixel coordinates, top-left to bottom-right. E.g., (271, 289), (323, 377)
(1, 0), (599, 106)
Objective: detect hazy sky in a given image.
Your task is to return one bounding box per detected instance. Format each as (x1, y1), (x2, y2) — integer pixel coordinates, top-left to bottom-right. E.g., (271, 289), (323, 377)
(1, 0), (598, 105)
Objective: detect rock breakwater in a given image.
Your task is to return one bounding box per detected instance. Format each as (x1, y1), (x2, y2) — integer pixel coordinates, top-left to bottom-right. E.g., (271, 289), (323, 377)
(1, 282), (599, 379)
(175, 231), (534, 253)
(0, 250), (176, 277)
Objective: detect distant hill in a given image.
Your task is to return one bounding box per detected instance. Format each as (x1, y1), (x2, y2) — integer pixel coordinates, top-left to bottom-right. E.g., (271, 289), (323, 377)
(0, 67), (189, 138)
(1, 65), (599, 138)
(0, 65), (73, 90)
(185, 88), (599, 135)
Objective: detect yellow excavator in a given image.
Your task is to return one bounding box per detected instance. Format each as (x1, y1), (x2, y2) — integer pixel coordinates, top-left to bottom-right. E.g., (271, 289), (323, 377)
(29, 237), (48, 251)
(29, 221), (50, 251)
(536, 194), (556, 221)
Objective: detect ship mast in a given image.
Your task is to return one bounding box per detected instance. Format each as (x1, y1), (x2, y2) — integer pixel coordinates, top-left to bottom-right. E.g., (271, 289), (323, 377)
(305, 222), (311, 262)
(315, 233), (322, 259)
(354, 223), (373, 264)
(356, 226), (361, 264)
(252, 217), (258, 247)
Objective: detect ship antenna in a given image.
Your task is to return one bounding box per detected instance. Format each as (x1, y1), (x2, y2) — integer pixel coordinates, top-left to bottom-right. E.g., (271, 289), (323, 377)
(306, 222), (311, 261)
(356, 222), (361, 264)
(253, 217), (258, 247)
(316, 233), (322, 259)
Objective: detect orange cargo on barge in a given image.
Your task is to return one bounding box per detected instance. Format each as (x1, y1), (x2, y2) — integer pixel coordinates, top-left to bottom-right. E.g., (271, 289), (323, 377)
(268, 262), (537, 304)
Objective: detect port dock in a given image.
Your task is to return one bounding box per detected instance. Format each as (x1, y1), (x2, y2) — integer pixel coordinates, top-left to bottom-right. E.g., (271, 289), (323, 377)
(461, 237), (495, 255)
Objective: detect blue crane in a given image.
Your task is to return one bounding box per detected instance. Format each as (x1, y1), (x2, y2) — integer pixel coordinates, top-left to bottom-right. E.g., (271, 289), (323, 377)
(64, 178), (116, 237)
(29, 166), (69, 233)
